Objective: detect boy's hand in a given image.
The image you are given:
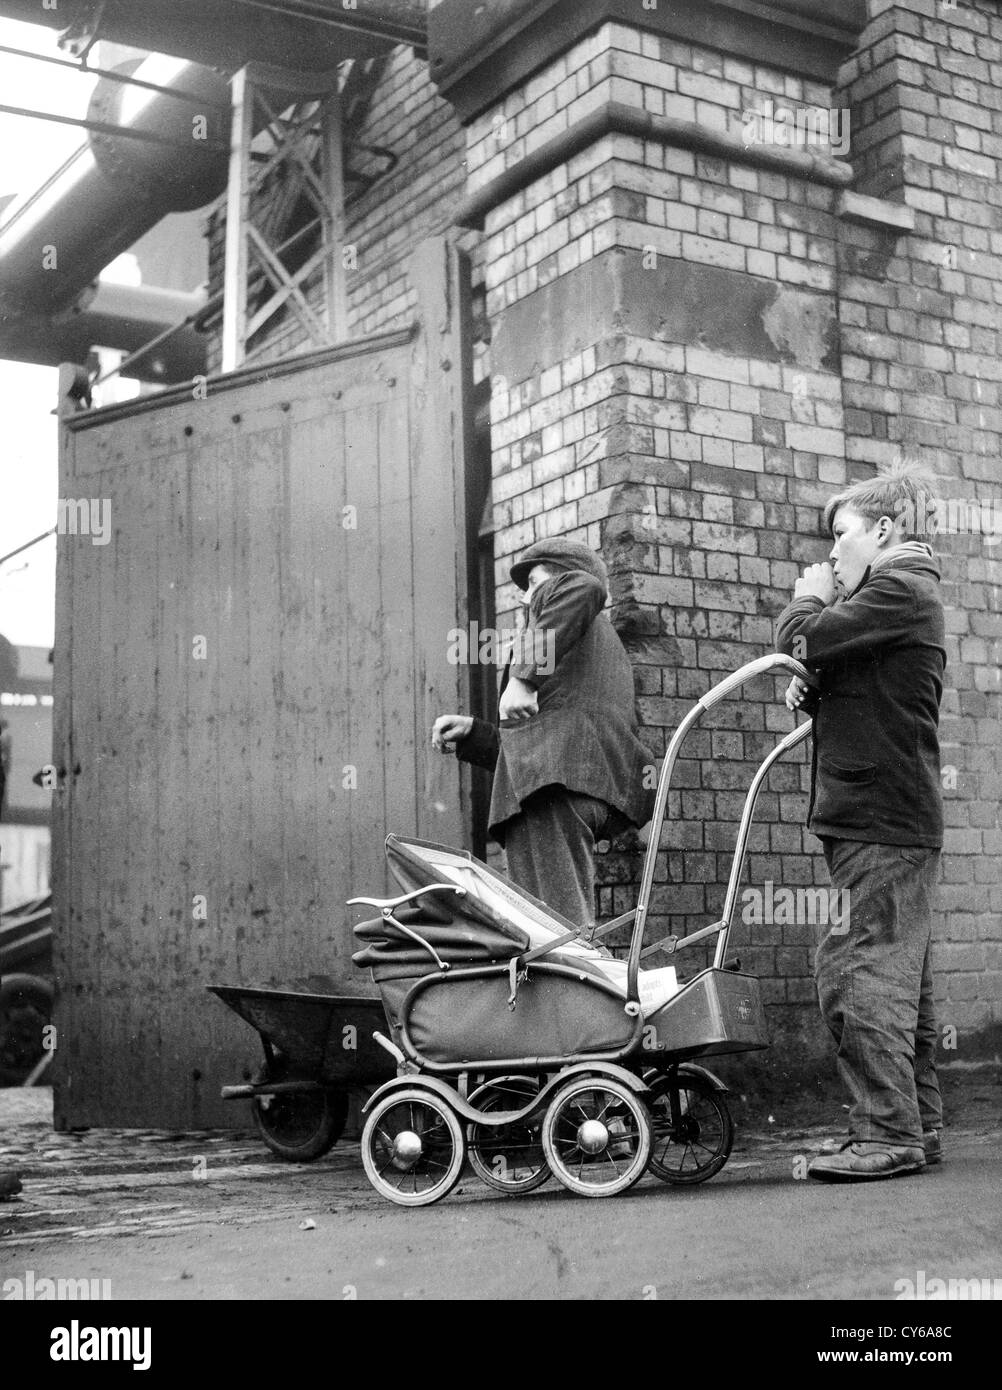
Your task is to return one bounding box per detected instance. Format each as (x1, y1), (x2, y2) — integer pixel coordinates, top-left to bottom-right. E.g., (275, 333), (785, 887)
(794, 562), (836, 605)
(498, 677), (538, 722)
(785, 676), (811, 711)
(431, 714), (473, 752)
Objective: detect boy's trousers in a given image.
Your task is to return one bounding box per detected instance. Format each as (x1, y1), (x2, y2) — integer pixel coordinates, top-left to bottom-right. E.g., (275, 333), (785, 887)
(502, 784), (612, 927)
(818, 838), (943, 1146)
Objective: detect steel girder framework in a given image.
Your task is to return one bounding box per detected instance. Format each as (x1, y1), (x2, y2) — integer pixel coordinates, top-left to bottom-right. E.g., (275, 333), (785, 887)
(221, 62), (347, 371)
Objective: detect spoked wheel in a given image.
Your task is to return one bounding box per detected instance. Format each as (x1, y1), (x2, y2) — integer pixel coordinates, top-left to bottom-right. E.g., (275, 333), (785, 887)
(646, 1072), (734, 1184)
(252, 1079), (349, 1163)
(541, 1075), (652, 1198)
(362, 1087), (467, 1207)
(467, 1075), (550, 1194)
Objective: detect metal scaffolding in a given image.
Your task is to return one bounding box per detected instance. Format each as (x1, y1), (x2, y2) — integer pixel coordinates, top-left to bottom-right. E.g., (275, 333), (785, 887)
(221, 62), (347, 371)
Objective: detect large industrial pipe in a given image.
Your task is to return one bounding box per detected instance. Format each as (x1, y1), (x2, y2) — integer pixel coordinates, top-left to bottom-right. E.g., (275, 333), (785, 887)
(0, 0), (425, 68)
(1, 281), (209, 382)
(0, 0), (420, 380)
(0, 56), (229, 320)
(0, 54), (228, 380)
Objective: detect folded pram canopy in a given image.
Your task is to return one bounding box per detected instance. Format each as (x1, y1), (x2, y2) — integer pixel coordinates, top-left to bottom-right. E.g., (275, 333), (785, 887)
(352, 835), (678, 1017)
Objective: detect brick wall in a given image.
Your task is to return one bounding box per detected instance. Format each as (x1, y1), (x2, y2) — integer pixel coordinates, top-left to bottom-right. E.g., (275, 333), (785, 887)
(474, 6), (1000, 1061)
(469, 24), (838, 317)
(481, 24), (849, 1045)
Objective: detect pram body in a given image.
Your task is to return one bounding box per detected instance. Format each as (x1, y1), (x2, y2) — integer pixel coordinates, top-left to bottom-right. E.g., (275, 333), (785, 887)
(351, 654), (814, 1204)
(355, 835), (766, 1066)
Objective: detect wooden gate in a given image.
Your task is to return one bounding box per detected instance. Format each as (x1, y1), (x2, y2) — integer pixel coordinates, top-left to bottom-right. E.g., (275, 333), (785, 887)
(52, 240), (474, 1127)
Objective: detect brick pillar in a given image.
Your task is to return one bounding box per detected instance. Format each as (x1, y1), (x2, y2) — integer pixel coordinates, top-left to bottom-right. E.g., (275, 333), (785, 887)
(834, 0), (1002, 1042)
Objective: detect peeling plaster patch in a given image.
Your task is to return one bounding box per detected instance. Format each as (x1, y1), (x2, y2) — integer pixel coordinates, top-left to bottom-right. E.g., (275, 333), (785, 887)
(493, 249), (842, 384)
(762, 289), (832, 369)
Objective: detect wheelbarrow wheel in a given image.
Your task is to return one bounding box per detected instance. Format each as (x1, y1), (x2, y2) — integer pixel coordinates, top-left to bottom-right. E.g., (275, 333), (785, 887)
(467, 1075), (550, 1195)
(252, 1075), (349, 1163)
(646, 1073), (733, 1184)
(541, 1075), (652, 1198)
(362, 1087), (466, 1207)
(0, 973), (53, 1087)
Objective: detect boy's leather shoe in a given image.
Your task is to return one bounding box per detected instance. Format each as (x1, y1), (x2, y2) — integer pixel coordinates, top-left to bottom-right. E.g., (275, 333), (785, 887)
(820, 1131), (943, 1164)
(807, 1142), (926, 1182)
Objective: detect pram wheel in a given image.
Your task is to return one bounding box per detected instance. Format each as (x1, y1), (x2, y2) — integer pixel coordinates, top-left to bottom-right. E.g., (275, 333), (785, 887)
(542, 1076), (652, 1198)
(645, 1073), (734, 1184)
(361, 1087), (467, 1206)
(467, 1075), (550, 1194)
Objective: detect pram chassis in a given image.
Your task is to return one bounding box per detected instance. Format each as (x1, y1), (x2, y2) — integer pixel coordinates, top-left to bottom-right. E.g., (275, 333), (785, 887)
(357, 653), (815, 1203)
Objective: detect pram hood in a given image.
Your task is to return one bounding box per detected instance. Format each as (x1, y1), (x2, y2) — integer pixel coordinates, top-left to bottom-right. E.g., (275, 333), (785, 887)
(382, 834), (599, 942)
(352, 834), (568, 977)
(350, 836), (681, 1065)
(352, 905), (530, 977)
(352, 837), (677, 1015)
(354, 834), (630, 969)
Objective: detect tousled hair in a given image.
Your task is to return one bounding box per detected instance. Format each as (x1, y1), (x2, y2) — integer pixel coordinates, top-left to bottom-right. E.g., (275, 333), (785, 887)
(822, 458), (940, 540)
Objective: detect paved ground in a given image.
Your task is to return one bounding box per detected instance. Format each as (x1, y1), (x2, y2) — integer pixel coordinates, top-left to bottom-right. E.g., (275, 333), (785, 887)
(2, 1071), (1000, 1301)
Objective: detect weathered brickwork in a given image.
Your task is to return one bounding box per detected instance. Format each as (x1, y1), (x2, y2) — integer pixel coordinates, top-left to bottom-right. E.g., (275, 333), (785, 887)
(477, 6), (1000, 1053)
(475, 23), (840, 317)
(480, 30), (850, 1041)
(488, 335), (850, 1014)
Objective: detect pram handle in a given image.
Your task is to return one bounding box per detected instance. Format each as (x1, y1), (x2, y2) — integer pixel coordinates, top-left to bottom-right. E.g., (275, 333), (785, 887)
(628, 654), (815, 1004)
(348, 884), (469, 974)
(347, 883), (467, 912)
(696, 653), (818, 707)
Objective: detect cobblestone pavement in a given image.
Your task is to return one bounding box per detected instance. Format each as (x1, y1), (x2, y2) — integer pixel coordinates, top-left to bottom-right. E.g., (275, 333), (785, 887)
(0, 1088), (371, 1246)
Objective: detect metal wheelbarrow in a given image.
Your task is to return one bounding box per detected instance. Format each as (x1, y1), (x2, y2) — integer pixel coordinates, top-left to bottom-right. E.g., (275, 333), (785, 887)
(207, 985), (395, 1161)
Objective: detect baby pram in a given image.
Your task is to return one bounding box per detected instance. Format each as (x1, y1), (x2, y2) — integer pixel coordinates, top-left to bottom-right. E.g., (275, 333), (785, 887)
(350, 653), (814, 1204)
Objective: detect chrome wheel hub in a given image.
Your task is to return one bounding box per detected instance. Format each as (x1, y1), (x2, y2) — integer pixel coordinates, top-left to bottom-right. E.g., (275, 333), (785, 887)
(390, 1129), (423, 1169)
(577, 1118), (610, 1154)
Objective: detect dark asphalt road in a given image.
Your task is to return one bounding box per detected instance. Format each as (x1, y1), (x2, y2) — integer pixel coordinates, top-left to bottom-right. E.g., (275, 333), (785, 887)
(3, 1089), (999, 1301)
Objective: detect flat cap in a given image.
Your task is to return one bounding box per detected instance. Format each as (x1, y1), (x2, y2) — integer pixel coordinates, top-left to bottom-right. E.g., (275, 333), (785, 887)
(510, 538), (608, 594)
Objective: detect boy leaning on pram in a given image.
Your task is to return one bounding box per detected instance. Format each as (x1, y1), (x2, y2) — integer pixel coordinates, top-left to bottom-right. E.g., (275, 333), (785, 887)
(777, 460), (947, 1182)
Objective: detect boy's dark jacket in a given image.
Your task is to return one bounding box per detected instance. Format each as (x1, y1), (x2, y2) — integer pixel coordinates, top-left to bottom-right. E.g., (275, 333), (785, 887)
(776, 544), (946, 847)
(456, 570), (655, 839)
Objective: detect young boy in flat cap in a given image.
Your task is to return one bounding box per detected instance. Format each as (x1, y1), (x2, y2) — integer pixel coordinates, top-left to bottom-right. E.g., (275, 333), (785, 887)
(777, 461), (946, 1182)
(433, 538), (653, 927)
